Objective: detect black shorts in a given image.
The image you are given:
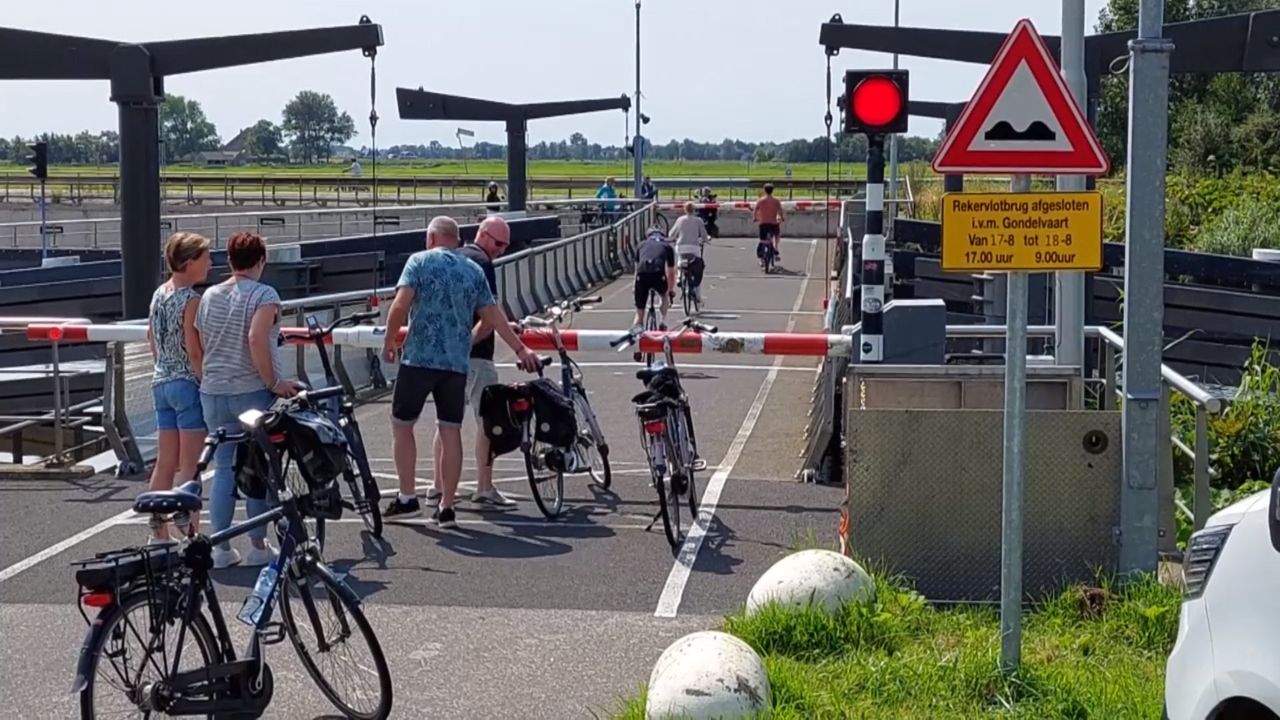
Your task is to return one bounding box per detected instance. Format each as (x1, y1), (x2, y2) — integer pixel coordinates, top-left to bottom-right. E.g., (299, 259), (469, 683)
(759, 223), (781, 242)
(634, 273), (669, 310)
(391, 364), (467, 427)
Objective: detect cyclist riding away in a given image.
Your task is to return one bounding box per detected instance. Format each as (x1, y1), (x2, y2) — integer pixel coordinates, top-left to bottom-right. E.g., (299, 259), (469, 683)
(632, 228), (677, 333)
(753, 182), (784, 265)
(670, 201), (708, 299)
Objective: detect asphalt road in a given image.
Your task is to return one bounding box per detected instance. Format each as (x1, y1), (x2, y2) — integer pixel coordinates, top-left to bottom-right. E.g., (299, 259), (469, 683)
(0, 236), (844, 719)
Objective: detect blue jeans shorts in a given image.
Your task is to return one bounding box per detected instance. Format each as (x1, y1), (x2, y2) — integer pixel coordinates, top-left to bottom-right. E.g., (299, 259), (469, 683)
(153, 378), (206, 431)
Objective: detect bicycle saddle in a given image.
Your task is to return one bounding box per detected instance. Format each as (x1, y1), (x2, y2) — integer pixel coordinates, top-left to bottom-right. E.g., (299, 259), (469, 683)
(133, 480), (203, 514)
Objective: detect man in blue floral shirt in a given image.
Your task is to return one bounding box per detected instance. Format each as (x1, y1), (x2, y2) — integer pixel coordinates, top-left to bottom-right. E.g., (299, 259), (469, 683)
(381, 216), (541, 528)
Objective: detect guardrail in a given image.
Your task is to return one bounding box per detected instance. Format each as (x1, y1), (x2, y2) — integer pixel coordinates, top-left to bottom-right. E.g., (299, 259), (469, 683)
(4, 200), (657, 476)
(0, 173), (863, 207)
(0, 197), (647, 252)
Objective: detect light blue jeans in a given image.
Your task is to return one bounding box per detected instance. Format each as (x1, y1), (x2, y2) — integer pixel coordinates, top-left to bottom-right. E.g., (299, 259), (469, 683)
(201, 389), (274, 550)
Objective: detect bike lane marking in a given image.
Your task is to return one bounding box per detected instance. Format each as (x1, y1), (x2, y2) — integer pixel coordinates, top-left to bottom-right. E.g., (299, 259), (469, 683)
(653, 239), (817, 618)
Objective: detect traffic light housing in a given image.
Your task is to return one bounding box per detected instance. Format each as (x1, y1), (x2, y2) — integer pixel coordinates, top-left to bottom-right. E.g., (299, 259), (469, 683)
(842, 70), (909, 135)
(26, 141), (48, 180)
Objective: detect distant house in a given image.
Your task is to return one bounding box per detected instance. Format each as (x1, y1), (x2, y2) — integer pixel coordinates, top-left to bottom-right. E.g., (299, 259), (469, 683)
(181, 128), (252, 166)
(184, 150), (246, 166)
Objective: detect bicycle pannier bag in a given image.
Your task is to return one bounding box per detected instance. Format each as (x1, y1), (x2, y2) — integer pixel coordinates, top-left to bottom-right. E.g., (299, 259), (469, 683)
(279, 409), (350, 491)
(479, 383), (533, 458)
(527, 378), (578, 447)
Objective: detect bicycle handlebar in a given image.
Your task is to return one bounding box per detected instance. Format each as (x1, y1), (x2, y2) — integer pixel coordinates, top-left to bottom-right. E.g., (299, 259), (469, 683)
(682, 318), (718, 334)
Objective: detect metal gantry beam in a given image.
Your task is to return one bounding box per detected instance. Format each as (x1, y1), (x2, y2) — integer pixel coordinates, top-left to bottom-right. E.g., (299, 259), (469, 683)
(0, 18), (384, 319)
(396, 88), (631, 212)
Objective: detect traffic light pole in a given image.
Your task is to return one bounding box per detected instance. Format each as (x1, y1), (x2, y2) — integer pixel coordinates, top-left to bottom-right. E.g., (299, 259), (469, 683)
(38, 179), (47, 260)
(860, 133), (887, 364)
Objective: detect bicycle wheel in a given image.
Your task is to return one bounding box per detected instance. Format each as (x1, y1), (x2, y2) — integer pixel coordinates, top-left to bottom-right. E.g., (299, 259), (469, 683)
(681, 277), (693, 316)
(571, 384), (612, 488)
(78, 587), (220, 718)
(280, 562), (393, 720)
(342, 418), (384, 538)
(651, 213), (670, 233)
(524, 436), (566, 518)
(657, 427), (686, 549)
(643, 295), (660, 367)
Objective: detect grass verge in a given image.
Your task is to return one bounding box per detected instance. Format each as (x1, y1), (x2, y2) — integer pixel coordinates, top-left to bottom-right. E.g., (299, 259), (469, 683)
(612, 568), (1180, 719)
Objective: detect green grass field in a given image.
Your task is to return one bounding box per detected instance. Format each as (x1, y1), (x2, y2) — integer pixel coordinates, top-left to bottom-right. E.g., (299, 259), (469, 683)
(611, 565), (1180, 719)
(0, 159), (870, 180)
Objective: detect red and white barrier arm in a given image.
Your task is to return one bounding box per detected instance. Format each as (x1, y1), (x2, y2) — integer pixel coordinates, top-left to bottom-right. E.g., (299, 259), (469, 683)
(658, 200), (843, 212)
(27, 324), (852, 358)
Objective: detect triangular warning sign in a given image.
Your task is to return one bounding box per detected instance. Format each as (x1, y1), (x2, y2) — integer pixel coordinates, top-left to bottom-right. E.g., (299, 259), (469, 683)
(931, 19), (1109, 175)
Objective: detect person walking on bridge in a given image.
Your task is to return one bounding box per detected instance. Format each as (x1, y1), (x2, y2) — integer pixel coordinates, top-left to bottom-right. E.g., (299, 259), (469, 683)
(197, 231), (297, 569)
(145, 232), (212, 544)
(595, 176), (619, 223)
(381, 216), (541, 528)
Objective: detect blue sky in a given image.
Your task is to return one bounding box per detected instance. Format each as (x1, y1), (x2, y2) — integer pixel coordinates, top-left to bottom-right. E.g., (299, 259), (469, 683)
(2, 0), (1109, 146)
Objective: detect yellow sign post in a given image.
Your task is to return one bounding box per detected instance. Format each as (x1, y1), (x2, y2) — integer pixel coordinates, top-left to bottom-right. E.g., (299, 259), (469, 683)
(939, 191), (1103, 272)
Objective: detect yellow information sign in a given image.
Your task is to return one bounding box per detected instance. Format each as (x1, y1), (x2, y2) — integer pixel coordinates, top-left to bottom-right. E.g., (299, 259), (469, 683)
(940, 191), (1103, 272)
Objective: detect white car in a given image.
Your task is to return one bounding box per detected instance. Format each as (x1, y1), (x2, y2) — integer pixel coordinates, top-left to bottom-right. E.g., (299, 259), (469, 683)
(1165, 473), (1280, 720)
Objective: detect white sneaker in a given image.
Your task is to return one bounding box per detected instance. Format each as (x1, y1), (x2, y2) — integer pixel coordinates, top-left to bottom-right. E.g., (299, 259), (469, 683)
(212, 546), (242, 569)
(425, 487), (444, 508)
(471, 487), (517, 508)
(243, 544), (278, 568)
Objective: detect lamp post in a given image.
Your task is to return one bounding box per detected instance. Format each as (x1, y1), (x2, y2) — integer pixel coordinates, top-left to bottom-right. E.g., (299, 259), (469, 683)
(633, 0), (644, 196)
(886, 0), (901, 235)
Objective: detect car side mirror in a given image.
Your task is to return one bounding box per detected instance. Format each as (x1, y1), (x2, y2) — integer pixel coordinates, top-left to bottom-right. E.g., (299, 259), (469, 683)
(1269, 466), (1280, 554)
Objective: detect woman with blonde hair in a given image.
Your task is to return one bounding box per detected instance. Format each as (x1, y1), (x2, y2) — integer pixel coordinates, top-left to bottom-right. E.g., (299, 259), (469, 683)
(146, 232), (212, 543)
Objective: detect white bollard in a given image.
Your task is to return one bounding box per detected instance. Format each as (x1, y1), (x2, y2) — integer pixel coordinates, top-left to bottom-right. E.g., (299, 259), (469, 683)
(745, 549), (875, 616)
(646, 631), (771, 720)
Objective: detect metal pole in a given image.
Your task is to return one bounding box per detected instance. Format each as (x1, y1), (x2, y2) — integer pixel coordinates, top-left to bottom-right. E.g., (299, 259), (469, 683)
(506, 118), (528, 212)
(886, 0), (901, 239)
(1055, 0), (1087, 369)
(38, 179), (48, 260)
(633, 0), (644, 195)
(1000, 172), (1031, 674)
(860, 135), (887, 363)
(1120, 0), (1173, 575)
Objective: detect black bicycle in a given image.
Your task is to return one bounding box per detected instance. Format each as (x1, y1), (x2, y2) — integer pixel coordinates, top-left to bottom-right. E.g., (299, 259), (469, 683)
(71, 389), (393, 719)
(285, 310), (384, 542)
(677, 258), (702, 316)
(612, 318), (714, 549)
(633, 288), (666, 368)
(513, 295), (613, 518)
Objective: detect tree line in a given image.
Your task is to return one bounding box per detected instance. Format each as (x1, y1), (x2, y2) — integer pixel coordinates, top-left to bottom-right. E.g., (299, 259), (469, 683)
(0, 90), (358, 167)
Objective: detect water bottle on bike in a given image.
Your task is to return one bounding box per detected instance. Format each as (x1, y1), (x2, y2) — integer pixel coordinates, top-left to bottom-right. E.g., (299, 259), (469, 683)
(237, 564), (280, 626)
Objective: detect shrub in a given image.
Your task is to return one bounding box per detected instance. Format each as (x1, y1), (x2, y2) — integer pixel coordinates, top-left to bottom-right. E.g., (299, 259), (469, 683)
(1194, 200), (1280, 257)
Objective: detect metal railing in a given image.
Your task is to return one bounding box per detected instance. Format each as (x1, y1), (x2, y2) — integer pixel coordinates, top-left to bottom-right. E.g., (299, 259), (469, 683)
(0, 197), (644, 251)
(4, 200), (657, 476)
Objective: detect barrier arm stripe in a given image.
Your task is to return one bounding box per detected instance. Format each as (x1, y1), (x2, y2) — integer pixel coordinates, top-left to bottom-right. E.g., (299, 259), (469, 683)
(25, 323), (852, 358)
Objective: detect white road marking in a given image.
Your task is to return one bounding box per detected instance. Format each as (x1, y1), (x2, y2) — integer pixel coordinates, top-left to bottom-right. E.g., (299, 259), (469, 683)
(653, 239), (817, 618)
(0, 470), (214, 585)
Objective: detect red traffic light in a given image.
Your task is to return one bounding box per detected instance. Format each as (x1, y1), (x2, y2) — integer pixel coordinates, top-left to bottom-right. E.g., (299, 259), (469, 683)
(852, 77), (904, 127)
(842, 70), (909, 135)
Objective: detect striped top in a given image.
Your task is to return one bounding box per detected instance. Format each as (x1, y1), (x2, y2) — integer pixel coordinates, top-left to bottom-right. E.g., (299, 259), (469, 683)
(195, 278), (286, 396)
(149, 283), (200, 386)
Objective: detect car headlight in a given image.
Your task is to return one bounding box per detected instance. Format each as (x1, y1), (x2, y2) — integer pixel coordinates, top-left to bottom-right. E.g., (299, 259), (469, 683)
(1183, 525), (1233, 599)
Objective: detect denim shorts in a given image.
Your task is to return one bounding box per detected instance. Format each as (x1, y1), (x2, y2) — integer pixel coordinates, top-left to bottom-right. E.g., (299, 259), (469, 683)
(153, 378), (206, 431)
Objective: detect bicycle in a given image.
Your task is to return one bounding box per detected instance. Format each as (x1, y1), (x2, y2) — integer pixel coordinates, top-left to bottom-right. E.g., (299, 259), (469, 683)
(71, 388), (394, 719)
(677, 257), (702, 317)
(632, 288), (666, 368)
(509, 295), (615, 518)
(279, 310), (384, 549)
(759, 229), (779, 274)
(611, 318), (716, 549)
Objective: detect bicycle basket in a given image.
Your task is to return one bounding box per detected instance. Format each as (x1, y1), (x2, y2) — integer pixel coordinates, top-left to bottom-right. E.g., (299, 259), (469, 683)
(277, 408), (350, 490)
(527, 377), (578, 447)
(479, 383), (533, 458)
